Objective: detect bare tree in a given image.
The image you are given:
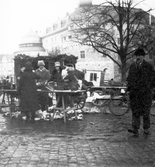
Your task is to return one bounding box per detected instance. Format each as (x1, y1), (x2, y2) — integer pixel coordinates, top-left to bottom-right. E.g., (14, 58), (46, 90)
(69, 0), (154, 82)
(48, 48), (60, 57)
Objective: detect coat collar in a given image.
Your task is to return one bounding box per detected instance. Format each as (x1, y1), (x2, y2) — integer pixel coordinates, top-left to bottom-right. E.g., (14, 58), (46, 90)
(135, 59), (145, 68)
(37, 67), (46, 72)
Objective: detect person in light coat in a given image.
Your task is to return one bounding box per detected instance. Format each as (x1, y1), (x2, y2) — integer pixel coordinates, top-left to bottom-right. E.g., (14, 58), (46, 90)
(36, 60), (51, 111)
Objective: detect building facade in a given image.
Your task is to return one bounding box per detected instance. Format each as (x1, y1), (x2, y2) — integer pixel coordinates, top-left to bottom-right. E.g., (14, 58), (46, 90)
(42, 3), (116, 86)
(0, 54), (14, 80)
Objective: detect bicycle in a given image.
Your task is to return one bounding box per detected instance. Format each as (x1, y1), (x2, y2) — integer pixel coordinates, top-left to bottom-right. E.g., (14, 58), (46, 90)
(108, 88), (130, 116)
(109, 88), (155, 116)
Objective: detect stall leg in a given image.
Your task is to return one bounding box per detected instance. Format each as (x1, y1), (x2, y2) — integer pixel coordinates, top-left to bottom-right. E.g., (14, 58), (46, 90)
(62, 96), (66, 123)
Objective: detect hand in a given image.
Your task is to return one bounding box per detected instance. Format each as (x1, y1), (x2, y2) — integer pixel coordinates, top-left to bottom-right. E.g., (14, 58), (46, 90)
(36, 82), (41, 86)
(20, 67), (25, 72)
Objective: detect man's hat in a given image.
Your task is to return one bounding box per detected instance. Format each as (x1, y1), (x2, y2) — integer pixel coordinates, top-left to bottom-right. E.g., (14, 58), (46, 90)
(38, 60), (45, 66)
(134, 48), (146, 56)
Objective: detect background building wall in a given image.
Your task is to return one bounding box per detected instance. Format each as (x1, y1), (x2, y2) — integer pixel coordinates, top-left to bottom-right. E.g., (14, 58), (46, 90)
(0, 54), (14, 81)
(41, 7), (118, 84)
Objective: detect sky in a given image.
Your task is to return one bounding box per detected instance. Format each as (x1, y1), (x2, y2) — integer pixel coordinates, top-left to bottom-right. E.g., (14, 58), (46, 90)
(0, 0), (155, 54)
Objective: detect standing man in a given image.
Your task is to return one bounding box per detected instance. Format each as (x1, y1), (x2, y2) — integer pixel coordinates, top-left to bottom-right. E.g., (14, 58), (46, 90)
(36, 60), (51, 111)
(127, 47), (155, 136)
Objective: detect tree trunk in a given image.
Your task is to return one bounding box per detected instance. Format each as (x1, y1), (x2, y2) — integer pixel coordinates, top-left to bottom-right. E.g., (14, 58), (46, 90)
(121, 60), (127, 83)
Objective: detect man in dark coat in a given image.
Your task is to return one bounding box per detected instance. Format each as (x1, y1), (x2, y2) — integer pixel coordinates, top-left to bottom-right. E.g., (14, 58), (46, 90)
(17, 61), (40, 121)
(126, 48), (155, 136)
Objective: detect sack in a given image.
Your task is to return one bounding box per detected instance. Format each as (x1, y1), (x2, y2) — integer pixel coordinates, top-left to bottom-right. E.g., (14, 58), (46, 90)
(61, 71), (82, 90)
(69, 75), (80, 90)
(63, 80), (79, 90)
(69, 83), (79, 91)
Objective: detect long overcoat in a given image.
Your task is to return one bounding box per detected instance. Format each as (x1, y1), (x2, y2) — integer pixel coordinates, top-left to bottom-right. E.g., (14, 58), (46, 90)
(126, 60), (155, 116)
(17, 70), (40, 112)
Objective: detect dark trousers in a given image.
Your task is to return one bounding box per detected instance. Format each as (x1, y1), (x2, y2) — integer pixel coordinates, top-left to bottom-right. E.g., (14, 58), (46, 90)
(38, 92), (49, 111)
(132, 109), (150, 130)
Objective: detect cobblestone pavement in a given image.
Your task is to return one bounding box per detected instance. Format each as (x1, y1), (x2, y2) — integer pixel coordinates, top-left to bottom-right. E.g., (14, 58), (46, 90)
(0, 103), (155, 167)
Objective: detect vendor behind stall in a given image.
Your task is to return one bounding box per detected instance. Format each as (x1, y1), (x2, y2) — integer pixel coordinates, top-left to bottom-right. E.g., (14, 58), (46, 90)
(50, 61), (64, 89)
(49, 61), (65, 107)
(36, 60), (51, 111)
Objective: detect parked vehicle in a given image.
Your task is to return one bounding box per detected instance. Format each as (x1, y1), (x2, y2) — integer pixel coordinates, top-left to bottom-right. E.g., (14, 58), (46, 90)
(109, 88), (155, 116)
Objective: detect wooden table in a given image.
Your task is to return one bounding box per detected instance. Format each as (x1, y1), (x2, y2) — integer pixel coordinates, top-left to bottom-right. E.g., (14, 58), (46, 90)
(91, 86), (127, 90)
(0, 89), (17, 104)
(44, 88), (86, 123)
(0, 89), (86, 123)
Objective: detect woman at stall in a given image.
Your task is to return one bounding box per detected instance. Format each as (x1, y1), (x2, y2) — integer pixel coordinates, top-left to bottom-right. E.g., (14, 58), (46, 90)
(49, 61), (64, 107)
(17, 61), (40, 122)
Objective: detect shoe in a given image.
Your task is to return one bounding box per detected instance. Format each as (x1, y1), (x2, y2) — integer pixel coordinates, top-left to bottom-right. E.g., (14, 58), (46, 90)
(128, 128), (139, 136)
(144, 129), (150, 135)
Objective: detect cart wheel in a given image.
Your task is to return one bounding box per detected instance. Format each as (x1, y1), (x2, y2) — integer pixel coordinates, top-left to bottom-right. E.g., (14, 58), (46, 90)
(109, 94), (130, 116)
(90, 90), (107, 107)
(74, 96), (86, 109)
(150, 100), (155, 116)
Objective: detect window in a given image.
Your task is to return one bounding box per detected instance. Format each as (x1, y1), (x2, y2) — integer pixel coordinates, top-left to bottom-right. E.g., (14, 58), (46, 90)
(90, 73), (97, 81)
(68, 35), (72, 39)
(80, 51), (85, 58)
(26, 44), (33, 47)
(63, 36), (66, 41)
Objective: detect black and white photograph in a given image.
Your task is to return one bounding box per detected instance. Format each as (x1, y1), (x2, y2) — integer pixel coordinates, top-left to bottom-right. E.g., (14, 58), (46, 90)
(0, 0), (155, 166)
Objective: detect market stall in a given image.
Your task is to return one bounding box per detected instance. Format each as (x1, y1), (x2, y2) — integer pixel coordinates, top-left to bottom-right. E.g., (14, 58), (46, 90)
(0, 88), (86, 123)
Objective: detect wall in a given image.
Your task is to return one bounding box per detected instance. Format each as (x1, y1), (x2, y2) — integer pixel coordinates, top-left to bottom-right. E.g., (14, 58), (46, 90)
(0, 54), (14, 81)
